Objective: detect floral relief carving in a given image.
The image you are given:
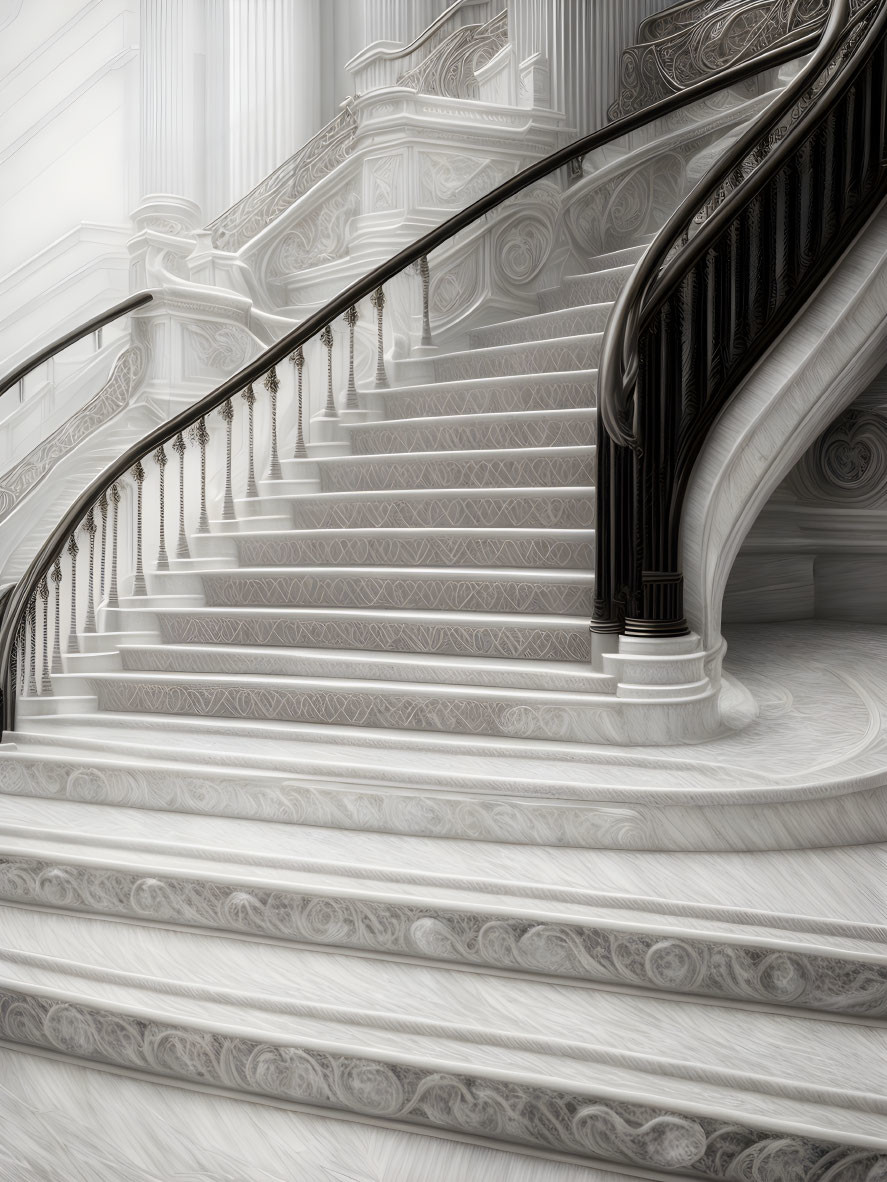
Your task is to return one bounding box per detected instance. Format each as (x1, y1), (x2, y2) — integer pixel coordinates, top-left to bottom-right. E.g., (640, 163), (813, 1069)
(1, 856), (886, 1019)
(2, 985), (880, 1176)
(398, 11), (508, 100)
(268, 182), (359, 275)
(369, 155), (402, 211)
(185, 322), (256, 371)
(789, 407), (887, 505)
(419, 152), (510, 207)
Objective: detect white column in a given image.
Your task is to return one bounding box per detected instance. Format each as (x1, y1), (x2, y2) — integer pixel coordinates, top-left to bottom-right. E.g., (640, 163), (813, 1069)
(226, 0), (321, 202)
(508, 0), (673, 135)
(136, 0), (201, 230)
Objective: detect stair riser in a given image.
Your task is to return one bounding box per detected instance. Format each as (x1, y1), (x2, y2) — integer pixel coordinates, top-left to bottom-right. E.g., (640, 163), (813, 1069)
(200, 572), (594, 615)
(378, 376), (596, 420)
(318, 450), (594, 492)
(350, 412), (593, 456)
(234, 534), (594, 570)
(0, 852), (881, 1019)
(539, 269), (633, 312)
(290, 491), (595, 530)
(90, 675), (709, 744)
(156, 612), (590, 662)
(0, 979), (858, 1179)
(470, 306), (612, 347)
(5, 749), (887, 853)
(433, 338), (601, 381)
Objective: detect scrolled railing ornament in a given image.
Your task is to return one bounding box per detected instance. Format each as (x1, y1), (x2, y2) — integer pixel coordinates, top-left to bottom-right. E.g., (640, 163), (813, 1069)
(610, 0), (830, 119)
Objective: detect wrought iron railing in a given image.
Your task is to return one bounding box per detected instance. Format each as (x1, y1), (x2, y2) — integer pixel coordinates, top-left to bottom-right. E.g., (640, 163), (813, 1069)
(0, 3), (867, 734)
(594, 0), (887, 638)
(610, 0), (833, 118)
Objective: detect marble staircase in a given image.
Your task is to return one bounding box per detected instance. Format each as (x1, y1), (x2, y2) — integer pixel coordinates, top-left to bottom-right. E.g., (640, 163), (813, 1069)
(2, 98), (885, 1182)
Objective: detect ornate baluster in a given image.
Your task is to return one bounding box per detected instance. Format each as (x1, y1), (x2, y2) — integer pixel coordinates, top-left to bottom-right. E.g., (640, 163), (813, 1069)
(172, 432), (190, 558)
(50, 559), (63, 673)
(371, 286), (388, 389)
(264, 366), (282, 479)
(26, 596), (37, 696)
(343, 306), (360, 410)
(17, 617), (25, 695)
(98, 491), (109, 601)
(66, 534), (80, 654)
(154, 445), (169, 571)
(38, 576), (52, 694)
(320, 325), (337, 417)
(191, 417), (211, 532)
(241, 385), (259, 498)
(107, 484), (121, 609)
(290, 348), (308, 458)
(131, 461), (147, 596)
(82, 508), (98, 633)
(419, 256), (433, 348)
(219, 399), (236, 520)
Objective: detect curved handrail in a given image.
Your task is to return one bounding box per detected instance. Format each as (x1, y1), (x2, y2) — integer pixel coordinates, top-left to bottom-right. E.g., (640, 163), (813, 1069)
(0, 18), (831, 732)
(599, 0), (853, 448)
(0, 292), (153, 401)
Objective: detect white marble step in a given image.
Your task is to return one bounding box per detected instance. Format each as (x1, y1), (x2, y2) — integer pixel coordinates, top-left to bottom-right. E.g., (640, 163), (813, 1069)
(315, 445), (595, 493)
(0, 792), (884, 966)
(0, 905), (885, 1173)
(284, 485), (595, 531)
(82, 666), (639, 741)
(470, 303), (613, 348)
(421, 334), (603, 382)
(117, 642), (612, 693)
(348, 407), (595, 456)
(0, 1048), (632, 1182)
(539, 266), (635, 313)
(373, 370), (597, 420)
(197, 565), (596, 615)
(231, 527), (594, 570)
(150, 604), (592, 662)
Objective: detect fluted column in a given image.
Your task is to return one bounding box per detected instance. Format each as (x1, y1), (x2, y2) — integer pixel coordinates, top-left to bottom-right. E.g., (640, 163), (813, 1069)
(226, 0), (321, 202)
(136, 0), (202, 228)
(507, 0), (672, 135)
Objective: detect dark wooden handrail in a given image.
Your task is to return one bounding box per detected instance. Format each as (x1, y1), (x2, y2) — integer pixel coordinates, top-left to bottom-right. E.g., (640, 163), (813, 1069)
(0, 293), (153, 400)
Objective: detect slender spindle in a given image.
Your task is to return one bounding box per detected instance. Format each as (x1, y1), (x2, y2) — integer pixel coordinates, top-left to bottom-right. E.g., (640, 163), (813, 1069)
(371, 286), (388, 389)
(241, 385), (258, 498)
(98, 491), (109, 601)
(26, 597), (37, 696)
(17, 618), (25, 695)
(131, 461), (147, 596)
(50, 559), (63, 673)
(191, 417), (211, 532)
(343, 306), (360, 410)
(219, 400), (236, 520)
(38, 576), (52, 694)
(66, 534), (80, 654)
(82, 508), (97, 633)
(172, 432), (190, 559)
(107, 484), (121, 609)
(290, 348), (308, 458)
(153, 445), (169, 571)
(320, 325), (337, 418)
(264, 366), (282, 479)
(418, 255), (433, 347)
